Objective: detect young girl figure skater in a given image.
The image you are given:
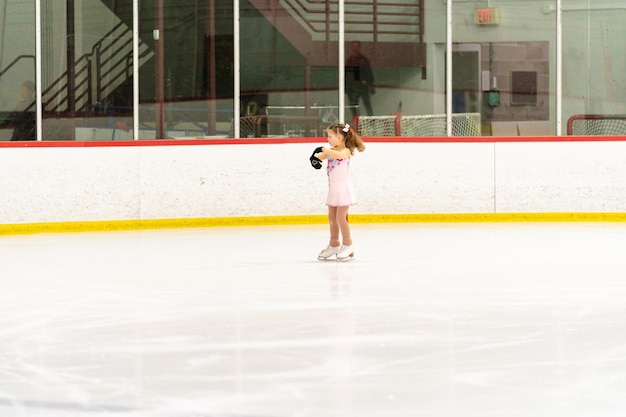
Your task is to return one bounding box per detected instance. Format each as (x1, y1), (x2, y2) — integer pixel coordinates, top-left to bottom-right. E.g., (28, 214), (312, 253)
(313, 123), (366, 260)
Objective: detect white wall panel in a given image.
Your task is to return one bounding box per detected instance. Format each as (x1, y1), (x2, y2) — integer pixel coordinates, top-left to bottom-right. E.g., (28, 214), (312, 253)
(495, 142), (626, 213)
(352, 142), (495, 214)
(0, 147), (141, 223)
(0, 140), (624, 225)
(138, 143), (328, 219)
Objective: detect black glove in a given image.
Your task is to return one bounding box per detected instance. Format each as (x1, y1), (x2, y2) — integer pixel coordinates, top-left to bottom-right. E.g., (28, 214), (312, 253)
(310, 154), (322, 169)
(310, 146), (324, 169)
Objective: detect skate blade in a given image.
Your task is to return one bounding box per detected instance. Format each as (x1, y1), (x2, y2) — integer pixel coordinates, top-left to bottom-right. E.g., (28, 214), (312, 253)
(318, 253), (355, 261)
(336, 253), (355, 262)
(318, 256), (337, 261)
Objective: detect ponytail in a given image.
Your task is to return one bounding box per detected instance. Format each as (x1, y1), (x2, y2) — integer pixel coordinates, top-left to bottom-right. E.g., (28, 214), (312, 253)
(328, 123), (366, 155)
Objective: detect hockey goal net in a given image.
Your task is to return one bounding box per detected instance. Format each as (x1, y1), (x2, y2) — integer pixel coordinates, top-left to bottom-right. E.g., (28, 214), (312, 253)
(231, 115), (322, 138)
(354, 115), (399, 136)
(567, 114), (626, 136)
(355, 113), (481, 136)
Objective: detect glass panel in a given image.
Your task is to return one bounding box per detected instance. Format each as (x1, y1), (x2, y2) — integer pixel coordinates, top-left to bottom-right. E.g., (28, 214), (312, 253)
(237, 0), (432, 138)
(348, 0), (433, 136)
(39, 1), (135, 141)
(237, 0), (329, 138)
(453, 1), (556, 136)
(0, 1), (36, 141)
(137, 0), (232, 140)
(6, 1), (590, 140)
(35, 1), (235, 141)
(359, 0), (440, 138)
(563, 2), (626, 136)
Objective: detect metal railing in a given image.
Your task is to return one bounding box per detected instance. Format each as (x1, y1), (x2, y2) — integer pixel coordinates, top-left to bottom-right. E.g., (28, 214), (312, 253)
(42, 21), (144, 114)
(0, 55), (36, 116)
(279, 0), (423, 43)
(0, 54), (35, 79)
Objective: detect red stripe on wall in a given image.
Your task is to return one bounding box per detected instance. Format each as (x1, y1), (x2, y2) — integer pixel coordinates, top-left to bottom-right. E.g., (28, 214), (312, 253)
(1, 135), (626, 148)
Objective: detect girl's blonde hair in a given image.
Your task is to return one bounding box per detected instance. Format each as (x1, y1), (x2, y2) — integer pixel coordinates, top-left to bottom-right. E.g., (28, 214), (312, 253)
(328, 123), (366, 155)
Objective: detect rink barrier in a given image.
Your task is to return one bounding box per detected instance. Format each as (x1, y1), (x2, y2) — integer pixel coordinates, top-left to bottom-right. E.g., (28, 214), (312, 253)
(1, 136), (626, 235)
(2, 212), (626, 236)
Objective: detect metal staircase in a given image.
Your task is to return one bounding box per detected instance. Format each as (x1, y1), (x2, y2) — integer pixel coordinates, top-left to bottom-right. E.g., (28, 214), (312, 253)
(0, 22), (152, 116)
(43, 21), (153, 115)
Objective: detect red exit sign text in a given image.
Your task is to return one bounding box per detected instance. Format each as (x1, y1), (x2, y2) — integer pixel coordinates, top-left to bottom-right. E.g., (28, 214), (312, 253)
(475, 8), (499, 25)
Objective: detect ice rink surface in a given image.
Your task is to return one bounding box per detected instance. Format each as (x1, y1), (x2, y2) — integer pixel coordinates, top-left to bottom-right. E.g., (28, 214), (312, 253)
(2, 222), (626, 417)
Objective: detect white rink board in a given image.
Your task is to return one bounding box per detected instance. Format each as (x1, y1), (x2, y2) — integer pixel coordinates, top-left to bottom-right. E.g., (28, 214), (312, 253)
(0, 140), (624, 224)
(495, 141), (626, 212)
(0, 147), (141, 224)
(353, 142), (495, 214)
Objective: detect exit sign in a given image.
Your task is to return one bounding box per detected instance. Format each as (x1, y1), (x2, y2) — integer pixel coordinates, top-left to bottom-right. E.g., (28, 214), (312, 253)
(475, 8), (499, 25)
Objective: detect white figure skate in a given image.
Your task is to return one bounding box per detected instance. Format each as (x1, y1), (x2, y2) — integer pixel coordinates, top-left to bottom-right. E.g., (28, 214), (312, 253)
(336, 245), (355, 261)
(318, 245), (342, 260)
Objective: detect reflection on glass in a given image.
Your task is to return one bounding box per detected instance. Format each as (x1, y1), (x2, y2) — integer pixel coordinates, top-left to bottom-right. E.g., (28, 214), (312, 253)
(139, 0), (233, 140)
(9, 1), (626, 139)
(39, 1), (136, 140)
(237, 0), (428, 138)
(563, 5), (626, 135)
(452, 2), (555, 136)
(0, 2), (36, 141)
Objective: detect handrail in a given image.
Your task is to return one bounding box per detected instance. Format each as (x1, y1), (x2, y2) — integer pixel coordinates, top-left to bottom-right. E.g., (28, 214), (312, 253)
(0, 54), (37, 113)
(0, 54), (35, 78)
(42, 21), (138, 114)
(280, 0), (421, 40)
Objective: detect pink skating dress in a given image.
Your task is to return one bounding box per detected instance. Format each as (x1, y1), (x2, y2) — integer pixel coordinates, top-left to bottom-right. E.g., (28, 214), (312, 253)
(326, 156), (357, 207)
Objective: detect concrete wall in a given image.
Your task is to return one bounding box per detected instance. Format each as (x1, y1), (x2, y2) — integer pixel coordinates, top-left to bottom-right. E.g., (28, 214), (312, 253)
(1, 138), (625, 226)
